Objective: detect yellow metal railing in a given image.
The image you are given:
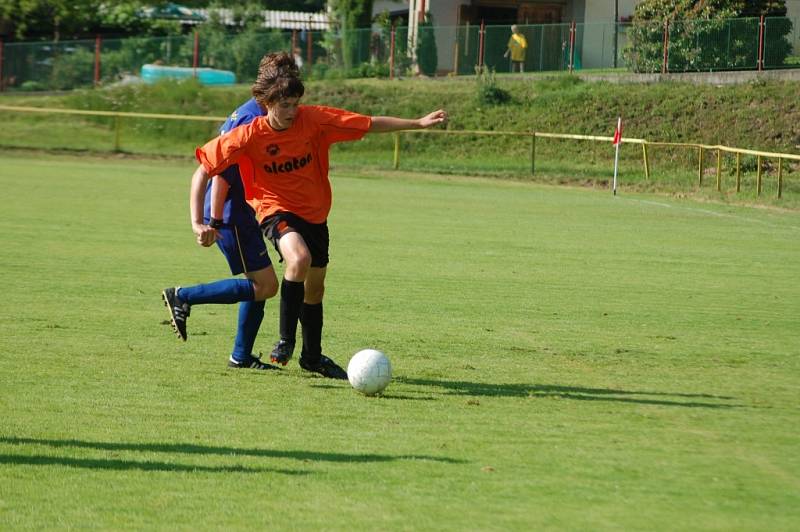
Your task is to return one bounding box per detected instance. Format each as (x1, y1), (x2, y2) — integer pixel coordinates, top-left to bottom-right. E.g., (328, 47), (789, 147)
(1, 104), (797, 198)
(395, 130), (799, 198)
(0, 104), (225, 152)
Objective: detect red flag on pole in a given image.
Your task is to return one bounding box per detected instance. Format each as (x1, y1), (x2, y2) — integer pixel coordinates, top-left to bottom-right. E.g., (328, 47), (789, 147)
(612, 118), (623, 146)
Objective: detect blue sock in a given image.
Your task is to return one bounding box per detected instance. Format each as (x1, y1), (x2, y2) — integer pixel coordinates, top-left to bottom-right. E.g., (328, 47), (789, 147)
(177, 279), (254, 305)
(231, 300), (265, 363)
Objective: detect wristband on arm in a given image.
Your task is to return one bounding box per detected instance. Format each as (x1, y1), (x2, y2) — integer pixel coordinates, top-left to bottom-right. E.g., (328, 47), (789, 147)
(209, 217), (224, 229)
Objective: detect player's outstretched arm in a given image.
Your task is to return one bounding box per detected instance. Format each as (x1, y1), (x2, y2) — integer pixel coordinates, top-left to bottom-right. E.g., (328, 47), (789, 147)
(368, 109), (447, 133)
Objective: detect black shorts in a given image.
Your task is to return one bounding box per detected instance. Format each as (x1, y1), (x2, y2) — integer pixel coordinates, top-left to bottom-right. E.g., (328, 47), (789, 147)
(260, 212), (330, 268)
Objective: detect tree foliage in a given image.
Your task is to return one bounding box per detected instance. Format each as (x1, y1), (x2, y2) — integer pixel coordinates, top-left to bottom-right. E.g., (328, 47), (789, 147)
(0, 0), (186, 40)
(0, 1), (327, 41)
(328, 0), (374, 69)
(193, 1), (290, 82)
(624, 0), (792, 72)
(375, 10), (411, 76)
(415, 13), (437, 76)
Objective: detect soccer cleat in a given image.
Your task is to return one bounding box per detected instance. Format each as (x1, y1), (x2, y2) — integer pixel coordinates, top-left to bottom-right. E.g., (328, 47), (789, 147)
(299, 355), (348, 380)
(162, 287), (190, 341)
(270, 340), (295, 366)
(228, 354), (281, 371)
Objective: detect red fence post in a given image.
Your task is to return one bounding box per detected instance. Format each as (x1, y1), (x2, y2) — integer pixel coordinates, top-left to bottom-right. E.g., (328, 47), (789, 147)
(478, 20), (485, 68)
(389, 24), (396, 79)
(192, 30), (199, 75)
(662, 20), (670, 74)
(568, 21), (576, 73)
(757, 15), (765, 71)
(0, 39), (4, 92)
(94, 35), (101, 86)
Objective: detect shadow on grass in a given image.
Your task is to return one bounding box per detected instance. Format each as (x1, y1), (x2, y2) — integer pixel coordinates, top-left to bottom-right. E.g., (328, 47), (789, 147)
(395, 377), (738, 408)
(0, 454), (303, 475)
(309, 383), (435, 400)
(0, 437), (463, 464)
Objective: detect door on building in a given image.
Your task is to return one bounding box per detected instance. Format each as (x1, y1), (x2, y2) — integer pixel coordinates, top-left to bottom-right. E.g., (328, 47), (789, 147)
(459, 2), (563, 25)
(472, 6), (517, 71)
(518, 3), (562, 24)
(475, 7), (517, 25)
(518, 3), (566, 72)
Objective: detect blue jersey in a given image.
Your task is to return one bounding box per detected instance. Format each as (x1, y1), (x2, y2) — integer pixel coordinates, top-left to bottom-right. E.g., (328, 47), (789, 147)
(203, 98), (265, 227)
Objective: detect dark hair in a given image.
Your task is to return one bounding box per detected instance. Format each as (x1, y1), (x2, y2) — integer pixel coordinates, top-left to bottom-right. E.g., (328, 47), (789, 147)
(251, 52), (305, 107)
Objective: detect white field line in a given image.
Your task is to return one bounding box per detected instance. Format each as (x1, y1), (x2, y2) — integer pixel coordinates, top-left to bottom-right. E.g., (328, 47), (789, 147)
(618, 196), (800, 232)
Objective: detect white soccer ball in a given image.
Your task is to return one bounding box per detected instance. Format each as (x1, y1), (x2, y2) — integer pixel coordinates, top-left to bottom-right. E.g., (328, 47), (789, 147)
(347, 349), (392, 396)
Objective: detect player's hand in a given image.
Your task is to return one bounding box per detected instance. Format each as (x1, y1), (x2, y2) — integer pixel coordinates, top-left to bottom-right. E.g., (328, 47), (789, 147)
(418, 109), (447, 129)
(192, 222), (221, 247)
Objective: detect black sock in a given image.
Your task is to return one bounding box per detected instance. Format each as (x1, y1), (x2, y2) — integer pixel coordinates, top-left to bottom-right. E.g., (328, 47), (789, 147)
(280, 279), (304, 345)
(300, 302), (323, 363)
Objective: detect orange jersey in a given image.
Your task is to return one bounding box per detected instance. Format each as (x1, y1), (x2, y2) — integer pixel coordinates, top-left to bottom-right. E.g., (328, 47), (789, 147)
(196, 105), (372, 224)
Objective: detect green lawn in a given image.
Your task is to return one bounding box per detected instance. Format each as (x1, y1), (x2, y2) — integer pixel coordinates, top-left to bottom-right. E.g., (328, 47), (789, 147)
(1, 153), (799, 530)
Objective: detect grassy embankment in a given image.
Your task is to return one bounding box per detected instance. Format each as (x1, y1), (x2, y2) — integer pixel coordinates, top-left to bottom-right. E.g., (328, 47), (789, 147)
(0, 75), (798, 206)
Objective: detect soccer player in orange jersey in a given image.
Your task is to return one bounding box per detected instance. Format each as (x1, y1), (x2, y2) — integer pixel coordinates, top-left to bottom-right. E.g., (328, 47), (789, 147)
(196, 52), (447, 379)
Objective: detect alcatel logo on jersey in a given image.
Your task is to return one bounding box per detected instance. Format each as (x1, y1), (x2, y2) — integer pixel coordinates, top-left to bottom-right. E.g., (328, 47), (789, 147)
(264, 153), (313, 174)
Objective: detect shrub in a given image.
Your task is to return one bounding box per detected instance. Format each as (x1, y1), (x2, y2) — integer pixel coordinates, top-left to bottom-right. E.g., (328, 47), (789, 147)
(329, 0), (374, 70)
(416, 14), (438, 76)
(474, 67), (511, 106)
(353, 61), (390, 78)
(179, 4), (291, 83)
(19, 80), (46, 91)
(310, 61), (330, 80)
(183, 28), (289, 83)
(101, 36), (189, 82)
(50, 47), (95, 90)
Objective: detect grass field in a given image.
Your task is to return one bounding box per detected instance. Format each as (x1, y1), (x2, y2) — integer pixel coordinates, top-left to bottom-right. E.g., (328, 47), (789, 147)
(1, 153), (799, 530)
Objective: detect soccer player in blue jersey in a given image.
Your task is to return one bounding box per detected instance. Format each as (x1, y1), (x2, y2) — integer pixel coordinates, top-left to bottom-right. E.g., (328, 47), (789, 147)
(162, 98), (279, 370)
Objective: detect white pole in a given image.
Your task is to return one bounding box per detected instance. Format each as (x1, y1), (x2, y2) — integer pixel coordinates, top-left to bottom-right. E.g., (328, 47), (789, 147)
(612, 116), (621, 196)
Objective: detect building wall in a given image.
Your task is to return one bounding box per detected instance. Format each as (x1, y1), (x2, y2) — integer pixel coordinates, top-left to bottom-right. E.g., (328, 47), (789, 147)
(581, 1), (637, 69)
(787, 0), (800, 18)
(427, 0), (461, 27)
(582, 0), (637, 22)
(373, 0), (409, 20)
(403, 1), (630, 73)
(406, 0), (463, 73)
(785, 0), (800, 54)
